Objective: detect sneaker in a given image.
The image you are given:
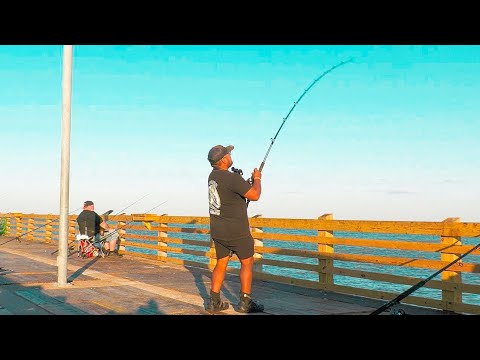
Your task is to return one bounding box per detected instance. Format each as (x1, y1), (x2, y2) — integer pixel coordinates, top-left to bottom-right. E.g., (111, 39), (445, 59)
(237, 294), (264, 313)
(205, 298), (229, 313)
(110, 251), (123, 257)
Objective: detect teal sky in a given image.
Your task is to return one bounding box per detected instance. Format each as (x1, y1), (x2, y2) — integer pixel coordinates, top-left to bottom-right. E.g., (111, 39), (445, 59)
(1, 45), (480, 221)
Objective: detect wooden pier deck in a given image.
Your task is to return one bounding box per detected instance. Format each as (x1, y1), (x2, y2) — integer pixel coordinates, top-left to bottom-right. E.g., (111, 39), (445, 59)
(0, 237), (446, 316)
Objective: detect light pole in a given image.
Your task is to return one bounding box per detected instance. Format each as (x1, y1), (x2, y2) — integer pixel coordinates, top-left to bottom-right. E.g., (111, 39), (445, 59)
(57, 45), (73, 286)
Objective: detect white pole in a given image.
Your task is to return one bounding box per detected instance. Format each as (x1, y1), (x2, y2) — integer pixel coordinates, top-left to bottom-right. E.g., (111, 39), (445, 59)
(57, 45), (73, 286)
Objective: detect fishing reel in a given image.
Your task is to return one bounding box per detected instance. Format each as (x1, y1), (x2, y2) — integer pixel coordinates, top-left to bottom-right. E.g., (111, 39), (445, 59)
(389, 305), (406, 315)
(231, 167), (254, 185)
(231, 167), (243, 176)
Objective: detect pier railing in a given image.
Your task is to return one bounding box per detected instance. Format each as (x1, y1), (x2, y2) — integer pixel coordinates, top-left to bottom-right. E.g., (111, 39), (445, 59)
(2, 212), (480, 314)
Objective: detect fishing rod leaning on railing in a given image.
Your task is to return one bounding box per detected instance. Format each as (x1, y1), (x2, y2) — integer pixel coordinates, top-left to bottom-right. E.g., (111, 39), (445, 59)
(98, 199), (169, 244)
(370, 233), (480, 315)
(0, 206), (84, 247)
(50, 193), (151, 255)
(231, 58), (354, 207)
(57, 199), (169, 257)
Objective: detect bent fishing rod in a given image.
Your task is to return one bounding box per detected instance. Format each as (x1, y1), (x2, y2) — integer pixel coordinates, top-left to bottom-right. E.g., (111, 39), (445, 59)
(370, 234), (480, 315)
(50, 193), (152, 255)
(239, 58), (353, 207)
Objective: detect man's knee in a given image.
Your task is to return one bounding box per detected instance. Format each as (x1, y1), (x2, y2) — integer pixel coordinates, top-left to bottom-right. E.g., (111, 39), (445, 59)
(215, 256), (230, 268)
(239, 256), (254, 266)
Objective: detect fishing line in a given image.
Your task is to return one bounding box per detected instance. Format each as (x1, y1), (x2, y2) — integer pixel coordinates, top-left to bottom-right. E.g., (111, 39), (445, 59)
(94, 199), (169, 243)
(107, 193), (151, 221)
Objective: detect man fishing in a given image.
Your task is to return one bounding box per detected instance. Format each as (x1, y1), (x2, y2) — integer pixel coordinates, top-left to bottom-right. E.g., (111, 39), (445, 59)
(206, 144), (264, 313)
(203, 61), (353, 313)
(76, 200), (122, 257)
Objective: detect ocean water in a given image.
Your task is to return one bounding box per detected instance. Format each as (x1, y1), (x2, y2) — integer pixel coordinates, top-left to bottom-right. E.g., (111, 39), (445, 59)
(119, 222), (480, 307)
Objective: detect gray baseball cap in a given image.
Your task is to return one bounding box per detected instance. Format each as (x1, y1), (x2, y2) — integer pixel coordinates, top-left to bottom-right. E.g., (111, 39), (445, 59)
(208, 145), (234, 165)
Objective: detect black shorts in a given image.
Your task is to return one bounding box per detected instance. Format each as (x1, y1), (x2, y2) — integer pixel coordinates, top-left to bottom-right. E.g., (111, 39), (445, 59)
(212, 236), (254, 260)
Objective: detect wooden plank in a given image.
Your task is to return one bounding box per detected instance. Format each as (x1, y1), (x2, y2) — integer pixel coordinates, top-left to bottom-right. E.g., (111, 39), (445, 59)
(162, 238), (210, 247)
(157, 216), (210, 225)
(254, 271), (321, 289)
(124, 241), (158, 250)
(257, 247), (480, 273)
(127, 252), (159, 261)
(252, 232), (318, 243)
(150, 227), (210, 234)
(123, 233), (158, 241)
(443, 222), (480, 237)
(128, 226), (210, 234)
(91, 300), (130, 313)
(319, 220), (445, 235)
(249, 218), (445, 235)
(317, 236), (480, 256)
(250, 218), (321, 230)
(322, 283), (446, 311)
(261, 258), (318, 272)
(449, 301), (480, 315)
(131, 214), (158, 222)
(120, 224), (148, 232)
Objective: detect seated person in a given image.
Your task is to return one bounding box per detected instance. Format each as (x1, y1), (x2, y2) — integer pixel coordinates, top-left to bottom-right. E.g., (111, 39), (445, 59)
(76, 200), (122, 257)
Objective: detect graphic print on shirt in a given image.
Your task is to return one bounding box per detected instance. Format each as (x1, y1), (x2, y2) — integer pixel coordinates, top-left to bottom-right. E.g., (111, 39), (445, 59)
(208, 179), (221, 215)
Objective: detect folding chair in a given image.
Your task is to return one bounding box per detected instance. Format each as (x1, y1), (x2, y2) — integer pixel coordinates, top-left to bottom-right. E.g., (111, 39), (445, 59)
(76, 234), (108, 258)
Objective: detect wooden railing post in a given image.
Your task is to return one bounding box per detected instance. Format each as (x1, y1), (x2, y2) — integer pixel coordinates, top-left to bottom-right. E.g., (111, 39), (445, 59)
(118, 218), (127, 254)
(14, 213), (22, 238)
(318, 213), (334, 286)
(441, 217), (463, 311)
(158, 214), (168, 261)
(27, 216), (34, 241)
(252, 214), (263, 273)
(5, 215), (11, 236)
(45, 214), (53, 243)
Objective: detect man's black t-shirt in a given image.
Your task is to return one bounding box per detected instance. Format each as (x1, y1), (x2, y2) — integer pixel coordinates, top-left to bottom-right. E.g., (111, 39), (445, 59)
(76, 210), (102, 237)
(208, 169), (252, 241)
